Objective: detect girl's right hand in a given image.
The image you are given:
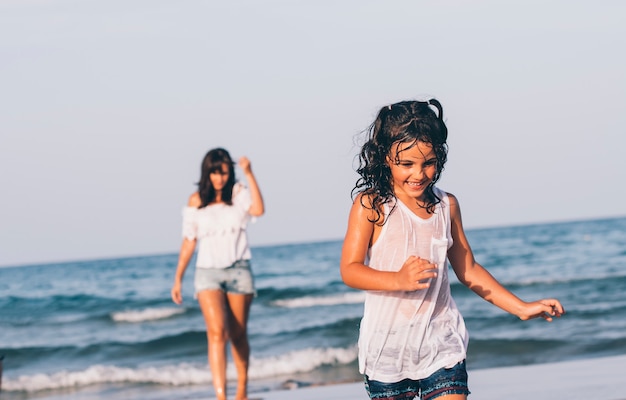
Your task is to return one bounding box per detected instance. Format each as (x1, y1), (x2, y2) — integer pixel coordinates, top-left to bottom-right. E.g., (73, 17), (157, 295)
(396, 256), (438, 291)
(171, 282), (183, 305)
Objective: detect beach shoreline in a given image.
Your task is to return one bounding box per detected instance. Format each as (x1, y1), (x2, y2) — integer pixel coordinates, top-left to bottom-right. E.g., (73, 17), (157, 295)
(246, 354), (626, 400)
(1, 354), (624, 399)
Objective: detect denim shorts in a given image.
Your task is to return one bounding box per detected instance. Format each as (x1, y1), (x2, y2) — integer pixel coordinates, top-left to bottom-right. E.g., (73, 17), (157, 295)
(364, 360), (470, 400)
(194, 259), (256, 296)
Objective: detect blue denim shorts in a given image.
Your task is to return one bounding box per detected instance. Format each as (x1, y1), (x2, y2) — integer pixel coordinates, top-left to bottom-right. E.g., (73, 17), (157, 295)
(364, 360), (470, 400)
(194, 259), (256, 296)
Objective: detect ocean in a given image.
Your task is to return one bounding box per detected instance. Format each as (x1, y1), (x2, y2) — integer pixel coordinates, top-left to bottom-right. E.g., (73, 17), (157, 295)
(1, 216), (625, 400)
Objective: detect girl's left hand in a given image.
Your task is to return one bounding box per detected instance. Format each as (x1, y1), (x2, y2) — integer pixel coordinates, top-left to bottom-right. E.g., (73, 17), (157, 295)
(520, 299), (565, 322)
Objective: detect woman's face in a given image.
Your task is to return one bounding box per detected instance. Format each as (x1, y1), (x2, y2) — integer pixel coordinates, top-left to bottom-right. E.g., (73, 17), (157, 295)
(210, 163), (230, 192)
(387, 140), (437, 203)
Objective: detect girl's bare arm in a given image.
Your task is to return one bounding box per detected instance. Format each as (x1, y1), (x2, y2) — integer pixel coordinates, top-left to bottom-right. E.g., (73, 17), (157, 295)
(446, 193), (564, 321)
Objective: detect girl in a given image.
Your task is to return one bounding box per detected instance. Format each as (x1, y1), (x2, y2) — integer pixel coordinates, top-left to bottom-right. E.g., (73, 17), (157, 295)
(340, 100), (564, 400)
(171, 147), (264, 400)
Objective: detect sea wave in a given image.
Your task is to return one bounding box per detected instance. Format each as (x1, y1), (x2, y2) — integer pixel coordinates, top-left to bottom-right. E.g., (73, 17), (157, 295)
(110, 307), (186, 323)
(271, 292), (365, 308)
(2, 346), (358, 393)
(249, 345), (357, 378)
(1, 363), (210, 392)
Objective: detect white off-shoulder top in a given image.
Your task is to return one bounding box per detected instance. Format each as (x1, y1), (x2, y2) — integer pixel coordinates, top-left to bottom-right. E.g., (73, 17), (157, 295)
(181, 183), (253, 269)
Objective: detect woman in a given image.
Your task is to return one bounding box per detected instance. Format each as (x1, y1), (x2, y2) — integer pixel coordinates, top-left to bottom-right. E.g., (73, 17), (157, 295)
(171, 147), (265, 400)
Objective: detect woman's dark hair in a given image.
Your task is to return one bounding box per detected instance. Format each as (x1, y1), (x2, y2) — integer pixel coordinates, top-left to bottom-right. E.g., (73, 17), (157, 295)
(353, 99), (448, 223)
(198, 148), (236, 208)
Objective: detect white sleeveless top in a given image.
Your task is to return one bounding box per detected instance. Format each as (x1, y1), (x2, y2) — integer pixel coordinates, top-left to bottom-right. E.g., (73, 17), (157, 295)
(181, 183), (253, 269)
(358, 188), (468, 382)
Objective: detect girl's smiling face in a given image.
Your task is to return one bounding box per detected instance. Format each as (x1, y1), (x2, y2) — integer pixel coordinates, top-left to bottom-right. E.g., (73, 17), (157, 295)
(387, 140), (438, 204)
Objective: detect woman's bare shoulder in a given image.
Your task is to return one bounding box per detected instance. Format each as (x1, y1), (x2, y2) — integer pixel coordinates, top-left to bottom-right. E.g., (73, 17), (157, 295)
(187, 192), (201, 207)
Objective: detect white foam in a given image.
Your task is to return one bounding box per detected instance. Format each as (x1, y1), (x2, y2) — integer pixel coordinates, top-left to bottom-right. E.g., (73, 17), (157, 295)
(110, 307), (186, 323)
(272, 292), (365, 308)
(2, 363), (210, 392)
(1, 346), (358, 393)
(249, 346), (357, 379)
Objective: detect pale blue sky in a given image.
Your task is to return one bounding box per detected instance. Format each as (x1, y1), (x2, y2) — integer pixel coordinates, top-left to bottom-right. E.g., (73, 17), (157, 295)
(1, 0), (625, 267)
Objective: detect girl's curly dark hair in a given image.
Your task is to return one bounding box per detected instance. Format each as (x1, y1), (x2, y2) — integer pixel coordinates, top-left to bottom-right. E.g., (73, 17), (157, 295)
(352, 99), (448, 224)
(198, 148), (236, 208)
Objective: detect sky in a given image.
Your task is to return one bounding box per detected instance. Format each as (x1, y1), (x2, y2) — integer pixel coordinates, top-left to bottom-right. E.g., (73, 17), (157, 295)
(1, 0), (625, 267)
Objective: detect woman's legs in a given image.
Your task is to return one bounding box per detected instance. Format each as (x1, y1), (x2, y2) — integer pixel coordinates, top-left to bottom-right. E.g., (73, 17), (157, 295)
(226, 292), (254, 400)
(197, 290), (253, 400)
(198, 289), (229, 400)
